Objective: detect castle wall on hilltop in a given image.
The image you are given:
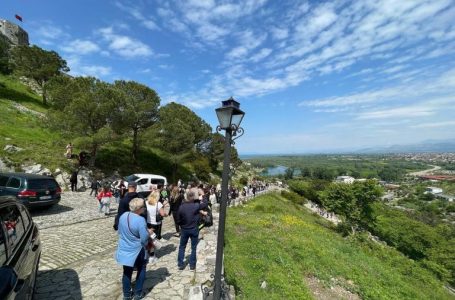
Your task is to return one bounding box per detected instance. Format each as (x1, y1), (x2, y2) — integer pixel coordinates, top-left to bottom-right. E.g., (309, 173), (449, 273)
(0, 19), (29, 46)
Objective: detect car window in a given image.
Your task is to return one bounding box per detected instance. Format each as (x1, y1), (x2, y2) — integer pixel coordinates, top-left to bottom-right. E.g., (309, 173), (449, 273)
(6, 177), (21, 189)
(151, 179), (164, 185)
(18, 205), (30, 231)
(137, 178), (148, 185)
(0, 223), (6, 265)
(0, 205), (25, 251)
(0, 175), (9, 187)
(27, 179), (58, 190)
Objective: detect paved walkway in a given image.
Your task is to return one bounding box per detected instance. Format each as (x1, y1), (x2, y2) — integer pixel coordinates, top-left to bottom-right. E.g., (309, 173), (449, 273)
(32, 187), (278, 299)
(33, 190), (219, 300)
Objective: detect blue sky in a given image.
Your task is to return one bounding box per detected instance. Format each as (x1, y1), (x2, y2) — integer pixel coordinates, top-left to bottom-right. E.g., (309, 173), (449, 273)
(2, 0), (455, 154)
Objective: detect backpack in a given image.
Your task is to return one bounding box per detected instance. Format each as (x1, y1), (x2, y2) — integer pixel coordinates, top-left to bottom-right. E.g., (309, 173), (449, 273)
(200, 207), (213, 227)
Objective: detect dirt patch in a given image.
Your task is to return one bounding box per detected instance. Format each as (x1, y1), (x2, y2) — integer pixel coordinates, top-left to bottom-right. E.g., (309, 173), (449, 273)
(305, 276), (361, 300)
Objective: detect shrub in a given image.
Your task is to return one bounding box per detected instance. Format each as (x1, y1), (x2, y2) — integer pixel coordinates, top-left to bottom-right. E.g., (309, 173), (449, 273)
(281, 190), (307, 206)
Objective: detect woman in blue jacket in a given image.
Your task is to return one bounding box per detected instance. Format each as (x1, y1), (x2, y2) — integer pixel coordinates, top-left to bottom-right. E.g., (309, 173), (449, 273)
(116, 198), (150, 300)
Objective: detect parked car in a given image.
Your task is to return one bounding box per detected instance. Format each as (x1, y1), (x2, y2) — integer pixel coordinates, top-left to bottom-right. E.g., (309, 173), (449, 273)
(0, 196), (41, 299)
(0, 173), (61, 208)
(123, 174), (168, 197)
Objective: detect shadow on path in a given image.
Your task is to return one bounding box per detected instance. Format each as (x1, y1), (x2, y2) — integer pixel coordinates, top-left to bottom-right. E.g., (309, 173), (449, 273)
(34, 268), (82, 300)
(30, 204), (74, 216)
(143, 267), (171, 296)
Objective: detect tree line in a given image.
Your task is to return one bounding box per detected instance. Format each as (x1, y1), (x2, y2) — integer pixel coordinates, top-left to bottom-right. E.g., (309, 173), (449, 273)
(0, 39), (240, 182)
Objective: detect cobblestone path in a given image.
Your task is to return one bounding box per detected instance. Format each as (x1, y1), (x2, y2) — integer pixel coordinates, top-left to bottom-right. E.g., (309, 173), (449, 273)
(32, 190), (217, 300)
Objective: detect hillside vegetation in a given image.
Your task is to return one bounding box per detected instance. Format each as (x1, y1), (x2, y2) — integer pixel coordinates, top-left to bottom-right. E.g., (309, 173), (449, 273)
(224, 192), (454, 299)
(0, 73), (227, 181)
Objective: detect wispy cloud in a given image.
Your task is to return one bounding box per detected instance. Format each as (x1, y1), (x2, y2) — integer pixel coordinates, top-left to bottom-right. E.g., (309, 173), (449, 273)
(96, 27), (153, 58)
(60, 39), (100, 55)
(413, 121), (455, 128)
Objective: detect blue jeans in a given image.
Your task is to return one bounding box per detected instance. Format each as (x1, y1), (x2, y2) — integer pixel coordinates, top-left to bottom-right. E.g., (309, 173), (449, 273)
(122, 248), (146, 298)
(178, 227), (199, 268)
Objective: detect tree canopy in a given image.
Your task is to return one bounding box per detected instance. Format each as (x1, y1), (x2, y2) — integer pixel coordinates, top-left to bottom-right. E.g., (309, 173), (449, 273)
(47, 76), (119, 165)
(10, 45), (69, 105)
(112, 80), (160, 163)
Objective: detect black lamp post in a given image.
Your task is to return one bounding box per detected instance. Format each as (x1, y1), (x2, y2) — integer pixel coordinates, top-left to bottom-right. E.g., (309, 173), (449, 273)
(204, 97), (245, 300)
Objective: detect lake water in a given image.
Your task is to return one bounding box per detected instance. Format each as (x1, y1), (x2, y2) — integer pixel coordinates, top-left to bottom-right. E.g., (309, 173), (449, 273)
(262, 165), (301, 176)
(263, 165), (288, 176)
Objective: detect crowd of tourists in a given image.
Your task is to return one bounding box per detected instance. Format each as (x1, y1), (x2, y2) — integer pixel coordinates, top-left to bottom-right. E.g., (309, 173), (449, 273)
(67, 169), (266, 300)
(110, 180), (217, 300)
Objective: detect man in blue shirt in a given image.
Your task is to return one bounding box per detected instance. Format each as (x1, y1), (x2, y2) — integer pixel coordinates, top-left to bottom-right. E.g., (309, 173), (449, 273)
(177, 189), (208, 270)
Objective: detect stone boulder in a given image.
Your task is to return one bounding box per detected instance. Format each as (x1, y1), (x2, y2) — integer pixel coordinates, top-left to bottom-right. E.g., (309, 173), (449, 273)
(22, 164), (42, 174)
(0, 158), (15, 172)
(4, 145), (24, 153)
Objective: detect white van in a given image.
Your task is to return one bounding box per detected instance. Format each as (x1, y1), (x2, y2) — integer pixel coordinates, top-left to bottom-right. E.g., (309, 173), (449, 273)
(124, 174), (168, 196)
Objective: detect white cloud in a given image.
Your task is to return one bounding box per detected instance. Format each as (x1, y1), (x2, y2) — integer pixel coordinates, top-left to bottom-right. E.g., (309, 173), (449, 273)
(65, 55), (112, 77)
(60, 39), (100, 55)
(115, 2), (160, 31)
(250, 48), (272, 62)
(97, 27), (153, 58)
(413, 121), (455, 128)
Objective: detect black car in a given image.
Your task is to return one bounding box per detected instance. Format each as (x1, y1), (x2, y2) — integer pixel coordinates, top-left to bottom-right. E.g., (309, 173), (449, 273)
(0, 173), (61, 208)
(0, 196), (41, 299)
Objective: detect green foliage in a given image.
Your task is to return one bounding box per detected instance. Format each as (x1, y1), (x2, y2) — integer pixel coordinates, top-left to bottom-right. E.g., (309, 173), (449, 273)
(320, 180), (383, 233)
(112, 80), (160, 163)
(10, 45), (69, 104)
(368, 203), (455, 284)
(288, 179), (330, 205)
(225, 193), (453, 299)
(191, 156), (211, 182)
(281, 190), (307, 205)
(284, 167), (294, 180)
(46, 76), (120, 165)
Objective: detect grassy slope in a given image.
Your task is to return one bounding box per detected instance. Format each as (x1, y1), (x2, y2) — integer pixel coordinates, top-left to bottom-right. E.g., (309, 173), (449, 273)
(0, 74), (71, 172)
(224, 193), (454, 299)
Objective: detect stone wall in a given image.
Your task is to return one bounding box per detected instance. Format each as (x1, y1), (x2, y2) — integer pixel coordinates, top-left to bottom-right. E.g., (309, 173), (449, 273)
(0, 19), (29, 46)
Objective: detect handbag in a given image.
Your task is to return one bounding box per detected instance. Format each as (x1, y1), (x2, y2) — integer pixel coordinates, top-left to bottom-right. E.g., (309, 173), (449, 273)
(155, 202), (163, 222)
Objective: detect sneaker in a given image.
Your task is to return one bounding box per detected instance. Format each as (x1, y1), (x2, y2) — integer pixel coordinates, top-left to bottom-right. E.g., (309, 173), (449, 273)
(178, 265), (185, 270)
(148, 256), (159, 264)
(190, 265), (196, 270)
(133, 292), (145, 300)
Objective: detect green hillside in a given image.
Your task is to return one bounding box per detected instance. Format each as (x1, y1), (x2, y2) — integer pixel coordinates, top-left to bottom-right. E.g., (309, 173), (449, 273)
(0, 74), (190, 178)
(224, 192), (454, 299)
(0, 74), (69, 171)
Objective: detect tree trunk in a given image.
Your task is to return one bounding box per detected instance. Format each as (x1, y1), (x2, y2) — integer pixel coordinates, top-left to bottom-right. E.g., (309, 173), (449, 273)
(90, 144), (98, 167)
(40, 81), (47, 106)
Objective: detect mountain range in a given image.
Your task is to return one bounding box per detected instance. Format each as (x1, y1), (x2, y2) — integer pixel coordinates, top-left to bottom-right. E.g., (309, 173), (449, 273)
(356, 139), (455, 153)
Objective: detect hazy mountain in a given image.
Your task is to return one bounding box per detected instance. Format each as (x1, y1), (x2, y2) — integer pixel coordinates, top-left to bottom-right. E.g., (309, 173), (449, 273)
(356, 139), (455, 153)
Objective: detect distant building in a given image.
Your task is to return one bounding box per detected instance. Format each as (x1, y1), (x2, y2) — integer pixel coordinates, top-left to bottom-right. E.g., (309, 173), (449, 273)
(335, 176), (355, 184)
(0, 19), (29, 45)
(425, 187), (443, 194)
